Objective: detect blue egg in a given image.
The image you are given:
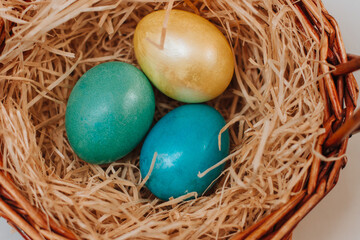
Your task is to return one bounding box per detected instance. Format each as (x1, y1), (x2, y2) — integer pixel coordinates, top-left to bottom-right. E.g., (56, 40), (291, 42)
(140, 104), (230, 200)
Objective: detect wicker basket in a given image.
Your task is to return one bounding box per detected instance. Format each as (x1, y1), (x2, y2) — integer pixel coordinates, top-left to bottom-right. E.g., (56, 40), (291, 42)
(1, 0), (360, 240)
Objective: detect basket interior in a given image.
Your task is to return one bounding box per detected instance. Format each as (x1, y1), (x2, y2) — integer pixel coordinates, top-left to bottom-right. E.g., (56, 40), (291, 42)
(0, 1), (328, 239)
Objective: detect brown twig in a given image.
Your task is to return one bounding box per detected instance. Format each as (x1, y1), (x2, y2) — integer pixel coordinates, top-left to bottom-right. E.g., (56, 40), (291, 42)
(231, 191), (306, 240)
(326, 91), (354, 191)
(332, 55), (360, 76)
(0, 198), (44, 240)
(0, 171), (77, 239)
(271, 180), (327, 240)
(324, 108), (360, 148)
(347, 53), (360, 61)
(307, 115), (335, 194)
(326, 14), (359, 105)
(0, 211), (32, 240)
(0, 172), (47, 228)
(0, 18), (6, 54)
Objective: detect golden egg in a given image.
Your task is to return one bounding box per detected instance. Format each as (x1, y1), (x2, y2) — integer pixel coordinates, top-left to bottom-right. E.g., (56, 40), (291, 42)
(134, 10), (234, 103)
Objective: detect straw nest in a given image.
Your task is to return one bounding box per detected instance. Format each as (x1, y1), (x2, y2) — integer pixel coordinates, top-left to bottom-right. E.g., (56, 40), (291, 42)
(0, 0), (326, 239)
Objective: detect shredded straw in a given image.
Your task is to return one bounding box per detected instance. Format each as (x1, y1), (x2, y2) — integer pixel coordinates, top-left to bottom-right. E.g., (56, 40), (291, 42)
(0, 0), (325, 239)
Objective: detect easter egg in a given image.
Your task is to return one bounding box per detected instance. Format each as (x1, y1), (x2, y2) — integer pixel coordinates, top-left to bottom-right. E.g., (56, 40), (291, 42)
(134, 10), (234, 103)
(140, 104), (230, 200)
(65, 62), (155, 164)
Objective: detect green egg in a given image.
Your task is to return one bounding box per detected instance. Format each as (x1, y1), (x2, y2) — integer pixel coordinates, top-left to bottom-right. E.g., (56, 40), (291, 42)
(65, 62), (155, 164)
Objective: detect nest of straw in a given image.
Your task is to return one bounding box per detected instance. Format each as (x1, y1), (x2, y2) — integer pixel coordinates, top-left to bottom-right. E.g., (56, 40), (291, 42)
(1, 0), (355, 239)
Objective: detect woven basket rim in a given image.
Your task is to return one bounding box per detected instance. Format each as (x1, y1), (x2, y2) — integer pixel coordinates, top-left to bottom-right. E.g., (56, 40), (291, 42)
(0, 1), (359, 240)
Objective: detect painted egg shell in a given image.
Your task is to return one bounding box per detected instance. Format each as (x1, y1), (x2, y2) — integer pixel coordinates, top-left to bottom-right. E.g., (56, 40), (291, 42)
(134, 10), (234, 103)
(140, 104), (230, 200)
(65, 62), (155, 164)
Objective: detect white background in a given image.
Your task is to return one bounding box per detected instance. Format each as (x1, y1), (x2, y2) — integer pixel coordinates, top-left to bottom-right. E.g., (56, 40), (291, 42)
(0, 0), (359, 239)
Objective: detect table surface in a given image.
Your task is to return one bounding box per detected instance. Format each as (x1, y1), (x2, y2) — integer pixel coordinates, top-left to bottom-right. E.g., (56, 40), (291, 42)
(0, 0), (359, 239)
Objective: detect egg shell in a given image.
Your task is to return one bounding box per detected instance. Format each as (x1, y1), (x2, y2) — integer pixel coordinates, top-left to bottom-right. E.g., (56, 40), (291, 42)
(140, 104), (230, 200)
(65, 62), (155, 164)
(134, 10), (234, 103)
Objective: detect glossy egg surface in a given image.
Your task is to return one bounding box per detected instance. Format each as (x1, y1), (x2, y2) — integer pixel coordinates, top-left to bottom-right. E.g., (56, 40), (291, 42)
(140, 104), (230, 200)
(65, 62), (155, 164)
(134, 10), (234, 103)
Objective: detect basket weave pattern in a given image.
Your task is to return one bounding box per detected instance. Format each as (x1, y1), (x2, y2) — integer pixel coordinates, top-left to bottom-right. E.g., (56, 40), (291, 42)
(0, 0), (359, 240)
